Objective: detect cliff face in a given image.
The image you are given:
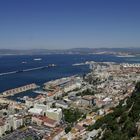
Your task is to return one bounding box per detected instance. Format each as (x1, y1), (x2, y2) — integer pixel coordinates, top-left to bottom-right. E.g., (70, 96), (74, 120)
(88, 82), (140, 140)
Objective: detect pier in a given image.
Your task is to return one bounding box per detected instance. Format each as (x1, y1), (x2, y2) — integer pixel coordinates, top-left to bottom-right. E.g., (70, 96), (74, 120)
(0, 83), (38, 98)
(0, 65), (54, 76)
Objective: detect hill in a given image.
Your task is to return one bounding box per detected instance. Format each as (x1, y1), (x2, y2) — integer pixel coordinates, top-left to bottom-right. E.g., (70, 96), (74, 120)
(0, 48), (140, 55)
(88, 82), (140, 140)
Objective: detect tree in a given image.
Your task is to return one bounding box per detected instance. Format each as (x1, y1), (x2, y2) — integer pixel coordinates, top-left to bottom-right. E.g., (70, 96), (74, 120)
(3, 112), (7, 116)
(63, 108), (82, 124)
(65, 125), (72, 134)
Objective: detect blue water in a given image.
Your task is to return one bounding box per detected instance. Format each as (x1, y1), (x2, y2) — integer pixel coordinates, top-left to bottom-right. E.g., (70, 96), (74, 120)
(0, 54), (139, 94)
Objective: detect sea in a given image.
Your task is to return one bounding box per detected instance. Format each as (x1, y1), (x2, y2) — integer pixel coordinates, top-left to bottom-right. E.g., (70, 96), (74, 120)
(0, 54), (139, 101)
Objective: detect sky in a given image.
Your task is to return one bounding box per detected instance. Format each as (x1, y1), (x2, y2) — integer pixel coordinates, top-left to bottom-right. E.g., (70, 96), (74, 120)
(0, 0), (140, 49)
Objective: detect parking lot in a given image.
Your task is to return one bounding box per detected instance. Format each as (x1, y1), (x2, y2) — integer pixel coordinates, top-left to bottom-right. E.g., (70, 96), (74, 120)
(1, 128), (42, 140)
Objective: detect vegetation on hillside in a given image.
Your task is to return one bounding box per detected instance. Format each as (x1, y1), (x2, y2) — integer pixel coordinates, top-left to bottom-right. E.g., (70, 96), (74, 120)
(76, 89), (95, 96)
(88, 82), (140, 140)
(63, 108), (83, 124)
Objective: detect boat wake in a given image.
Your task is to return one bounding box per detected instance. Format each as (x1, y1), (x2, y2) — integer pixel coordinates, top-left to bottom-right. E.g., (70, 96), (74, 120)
(0, 71), (17, 76)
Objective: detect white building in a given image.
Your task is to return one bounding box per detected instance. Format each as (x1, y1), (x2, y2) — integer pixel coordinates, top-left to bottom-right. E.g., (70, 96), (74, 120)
(28, 108), (43, 115)
(87, 129), (101, 140)
(55, 101), (69, 109)
(25, 99), (34, 108)
(28, 103), (50, 116)
(13, 116), (23, 130)
(46, 108), (62, 122)
(34, 103), (49, 112)
(0, 115), (23, 137)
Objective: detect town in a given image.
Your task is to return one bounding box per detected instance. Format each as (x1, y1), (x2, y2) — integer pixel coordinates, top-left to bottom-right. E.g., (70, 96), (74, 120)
(0, 62), (140, 140)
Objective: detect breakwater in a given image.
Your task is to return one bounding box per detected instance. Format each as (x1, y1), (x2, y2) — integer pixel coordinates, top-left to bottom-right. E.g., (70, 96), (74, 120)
(0, 83), (38, 97)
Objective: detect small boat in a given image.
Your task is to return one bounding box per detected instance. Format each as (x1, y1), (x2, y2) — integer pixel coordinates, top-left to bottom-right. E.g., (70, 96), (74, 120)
(22, 61), (27, 64)
(72, 63), (85, 66)
(33, 90), (47, 95)
(48, 64), (57, 67)
(33, 58), (42, 61)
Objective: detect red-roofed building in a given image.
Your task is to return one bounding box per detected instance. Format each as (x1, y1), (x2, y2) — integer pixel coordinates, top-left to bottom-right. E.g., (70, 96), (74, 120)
(70, 124), (86, 139)
(42, 127), (65, 140)
(32, 116), (58, 128)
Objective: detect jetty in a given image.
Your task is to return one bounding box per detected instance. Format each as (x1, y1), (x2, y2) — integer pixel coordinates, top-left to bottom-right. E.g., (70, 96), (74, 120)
(0, 83), (38, 98)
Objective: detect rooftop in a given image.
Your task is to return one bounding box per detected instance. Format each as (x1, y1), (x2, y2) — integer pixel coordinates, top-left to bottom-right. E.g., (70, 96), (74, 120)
(82, 95), (95, 100)
(28, 108), (42, 114)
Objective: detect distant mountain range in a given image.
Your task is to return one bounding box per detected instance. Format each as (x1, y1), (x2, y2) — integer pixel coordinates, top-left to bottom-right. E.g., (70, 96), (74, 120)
(0, 48), (140, 55)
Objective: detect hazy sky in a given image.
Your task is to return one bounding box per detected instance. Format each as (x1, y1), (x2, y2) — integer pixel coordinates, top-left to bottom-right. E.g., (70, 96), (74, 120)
(0, 0), (140, 49)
